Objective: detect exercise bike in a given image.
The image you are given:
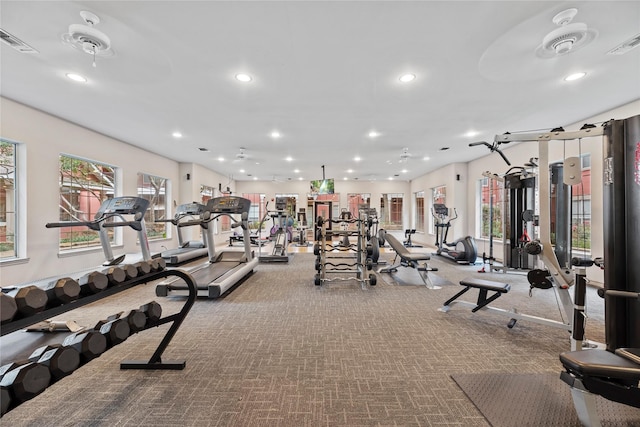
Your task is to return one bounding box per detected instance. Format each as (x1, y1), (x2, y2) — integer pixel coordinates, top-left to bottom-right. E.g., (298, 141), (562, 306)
(431, 203), (477, 264)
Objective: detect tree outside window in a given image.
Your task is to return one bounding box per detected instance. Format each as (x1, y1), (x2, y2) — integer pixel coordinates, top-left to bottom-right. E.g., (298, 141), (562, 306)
(0, 140), (17, 259)
(58, 155), (116, 251)
(137, 173), (168, 240)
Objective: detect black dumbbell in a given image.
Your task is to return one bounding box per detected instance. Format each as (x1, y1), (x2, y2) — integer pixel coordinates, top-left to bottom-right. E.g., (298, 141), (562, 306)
(133, 261), (152, 276)
(1, 385), (11, 416)
(139, 301), (162, 327)
(150, 258), (166, 272)
(122, 264), (138, 280)
(119, 309), (148, 333)
(102, 266), (127, 286)
(94, 317), (131, 347)
(62, 331), (107, 364)
(0, 360), (51, 403)
(3, 286), (48, 317)
(28, 344), (80, 381)
(43, 277), (81, 307)
(0, 292), (18, 324)
(78, 271), (109, 295)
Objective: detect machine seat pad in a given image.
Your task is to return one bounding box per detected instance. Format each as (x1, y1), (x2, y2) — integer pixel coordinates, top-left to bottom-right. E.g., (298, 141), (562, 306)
(460, 278), (510, 293)
(384, 233), (430, 261)
(616, 348), (640, 365)
(560, 349), (640, 381)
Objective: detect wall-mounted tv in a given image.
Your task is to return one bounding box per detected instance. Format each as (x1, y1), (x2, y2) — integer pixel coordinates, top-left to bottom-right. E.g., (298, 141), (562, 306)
(310, 178), (335, 195)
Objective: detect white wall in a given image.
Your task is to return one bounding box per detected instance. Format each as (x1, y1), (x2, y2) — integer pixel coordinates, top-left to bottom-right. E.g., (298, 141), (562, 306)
(1, 98), (207, 284)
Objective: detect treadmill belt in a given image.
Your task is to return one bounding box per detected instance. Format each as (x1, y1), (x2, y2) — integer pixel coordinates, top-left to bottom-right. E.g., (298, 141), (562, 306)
(173, 261), (241, 290)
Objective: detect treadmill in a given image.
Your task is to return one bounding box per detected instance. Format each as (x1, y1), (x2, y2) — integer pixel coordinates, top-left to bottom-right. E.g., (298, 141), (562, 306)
(158, 202), (208, 265)
(155, 195), (259, 298)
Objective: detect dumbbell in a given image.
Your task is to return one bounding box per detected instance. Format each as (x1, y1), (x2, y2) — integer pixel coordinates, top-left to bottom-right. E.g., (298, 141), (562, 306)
(28, 344), (80, 381)
(2, 286), (48, 317)
(77, 271), (109, 295)
(139, 301), (162, 327)
(121, 264), (139, 280)
(0, 360), (51, 403)
(149, 258), (166, 272)
(62, 331), (107, 364)
(1, 385), (10, 416)
(132, 260), (152, 276)
(102, 266), (127, 286)
(43, 277), (81, 307)
(94, 316), (131, 347)
(118, 309), (148, 333)
(0, 293), (18, 324)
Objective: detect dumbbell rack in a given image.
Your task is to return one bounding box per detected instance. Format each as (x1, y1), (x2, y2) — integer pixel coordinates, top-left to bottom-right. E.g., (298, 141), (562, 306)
(2, 268), (197, 370)
(313, 213), (377, 289)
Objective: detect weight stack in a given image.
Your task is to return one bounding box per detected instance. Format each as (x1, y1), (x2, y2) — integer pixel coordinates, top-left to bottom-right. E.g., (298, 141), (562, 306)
(603, 114), (640, 350)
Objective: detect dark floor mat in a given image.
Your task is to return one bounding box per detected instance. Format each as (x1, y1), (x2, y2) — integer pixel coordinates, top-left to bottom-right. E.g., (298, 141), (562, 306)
(451, 372), (640, 427)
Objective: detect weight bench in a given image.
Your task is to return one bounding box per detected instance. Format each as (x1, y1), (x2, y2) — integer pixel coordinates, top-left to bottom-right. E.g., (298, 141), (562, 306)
(439, 277), (572, 330)
(559, 348), (640, 426)
(378, 231), (439, 289)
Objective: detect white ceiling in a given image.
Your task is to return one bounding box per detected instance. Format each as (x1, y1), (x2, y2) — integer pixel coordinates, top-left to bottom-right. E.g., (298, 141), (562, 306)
(1, 1), (639, 182)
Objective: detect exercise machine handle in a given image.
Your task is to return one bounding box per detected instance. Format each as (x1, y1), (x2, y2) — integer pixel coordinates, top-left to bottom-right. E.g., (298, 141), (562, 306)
(597, 289), (640, 300)
(46, 220), (100, 231)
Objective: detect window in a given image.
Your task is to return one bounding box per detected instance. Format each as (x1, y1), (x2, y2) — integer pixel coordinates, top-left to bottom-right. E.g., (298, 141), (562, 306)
(200, 184), (216, 235)
(242, 193), (266, 231)
(478, 177), (504, 239)
(275, 194), (298, 222)
(0, 140), (17, 259)
(137, 173), (168, 240)
(572, 154), (591, 257)
(347, 193), (371, 218)
(430, 186), (446, 234)
(380, 193), (403, 230)
(58, 155), (116, 251)
(414, 191), (424, 232)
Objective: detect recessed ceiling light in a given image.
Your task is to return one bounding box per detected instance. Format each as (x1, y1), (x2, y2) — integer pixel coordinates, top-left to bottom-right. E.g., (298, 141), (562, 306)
(217, 156), (225, 162)
(564, 72), (586, 81)
(401, 169), (408, 174)
(172, 131), (183, 138)
(271, 131), (281, 138)
(253, 176), (258, 180)
(388, 177), (394, 180)
(239, 169), (245, 173)
(464, 130), (479, 138)
(298, 177), (303, 181)
(368, 131), (380, 138)
(347, 169), (353, 174)
(423, 156), (430, 161)
(285, 156), (293, 162)
(235, 73), (252, 82)
(399, 73), (416, 83)
(294, 169), (300, 173)
(66, 73), (87, 82)
(354, 156), (361, 162)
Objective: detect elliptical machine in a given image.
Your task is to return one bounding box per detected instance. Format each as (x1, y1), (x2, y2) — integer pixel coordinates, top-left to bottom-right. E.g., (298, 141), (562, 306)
(431, 203), (477, 264)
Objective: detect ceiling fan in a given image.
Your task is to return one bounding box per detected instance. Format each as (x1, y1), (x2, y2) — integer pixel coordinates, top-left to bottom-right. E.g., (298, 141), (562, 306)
(399, 147), (413, 163)
(233, 147), (249, 163)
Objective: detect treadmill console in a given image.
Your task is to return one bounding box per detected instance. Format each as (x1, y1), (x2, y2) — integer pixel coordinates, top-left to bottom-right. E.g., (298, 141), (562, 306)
(97, 197), (150, 217)
(176, 202), (205, 216)
(206, 196), (251, 214)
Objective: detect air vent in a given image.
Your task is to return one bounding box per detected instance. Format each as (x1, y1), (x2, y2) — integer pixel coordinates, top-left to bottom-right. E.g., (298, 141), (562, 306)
(0, 28), (38, 53)
(607, 33), (640, 55)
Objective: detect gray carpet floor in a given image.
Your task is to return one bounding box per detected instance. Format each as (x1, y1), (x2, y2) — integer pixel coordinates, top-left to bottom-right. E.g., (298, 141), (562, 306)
(2, 249), (634, 426)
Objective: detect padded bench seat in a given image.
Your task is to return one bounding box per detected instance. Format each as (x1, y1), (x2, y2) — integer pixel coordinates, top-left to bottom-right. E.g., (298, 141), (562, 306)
(560, 349), (640, 381)
(460, 278), (511, 293)
(443, 278), (511, 313)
